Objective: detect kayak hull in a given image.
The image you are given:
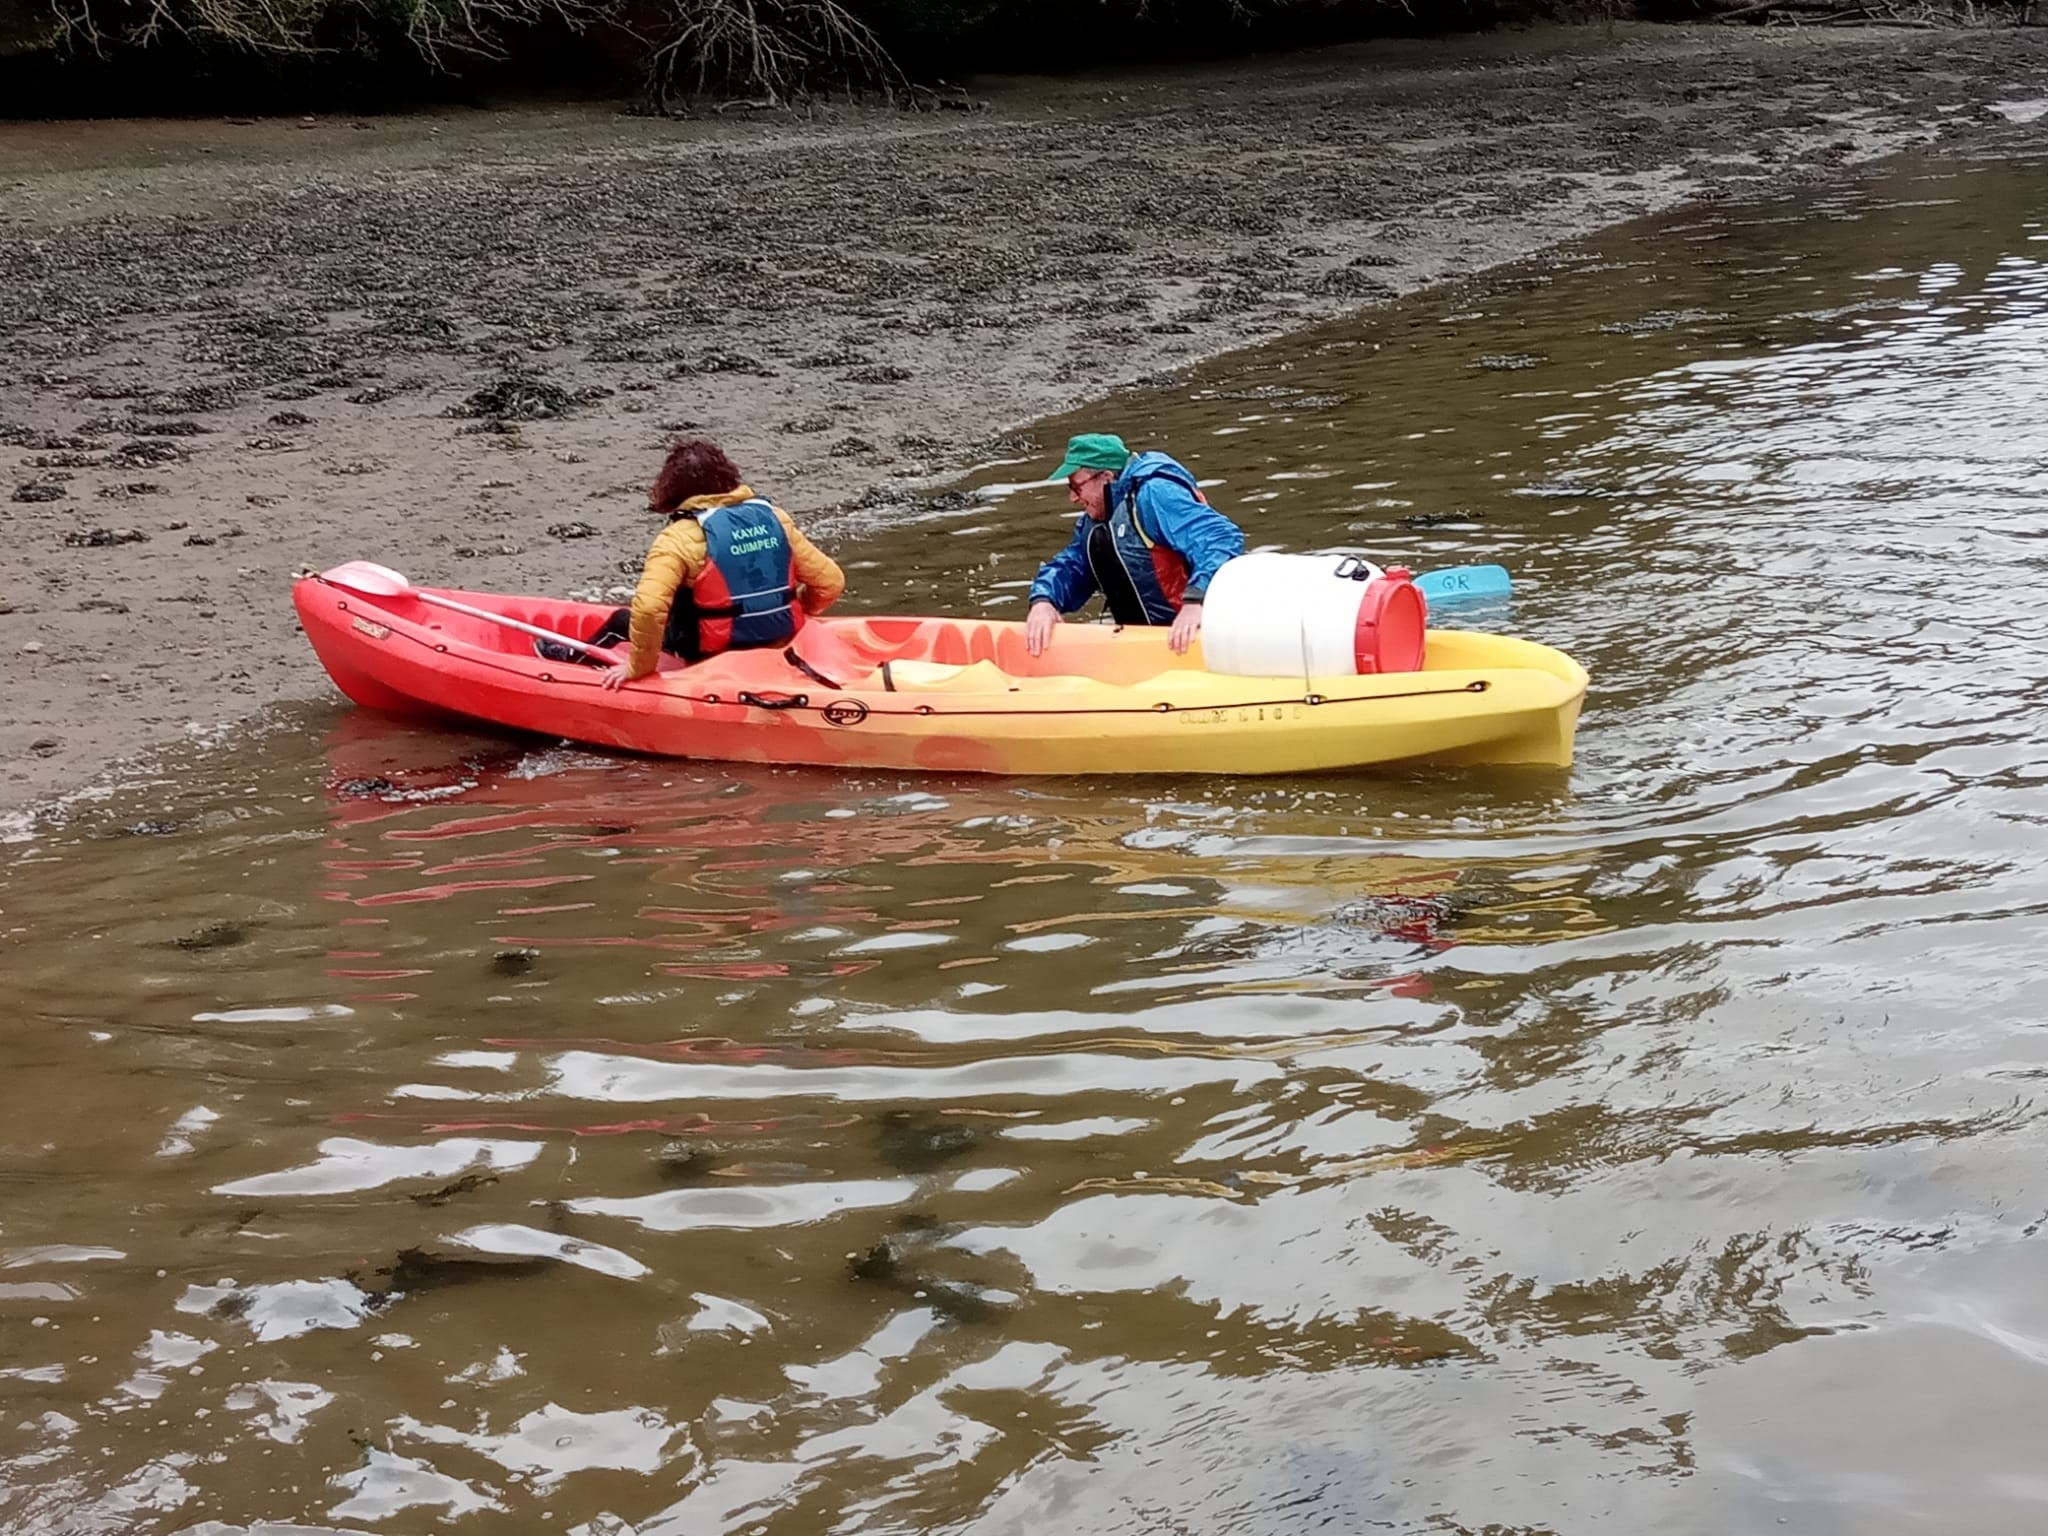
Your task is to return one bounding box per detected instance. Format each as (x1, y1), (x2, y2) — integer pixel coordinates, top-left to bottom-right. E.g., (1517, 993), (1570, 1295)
(292, 578), (1587, 776)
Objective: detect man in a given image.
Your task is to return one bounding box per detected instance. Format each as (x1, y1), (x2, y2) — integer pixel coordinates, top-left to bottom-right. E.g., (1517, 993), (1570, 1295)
(1024, 433), (1245, 657)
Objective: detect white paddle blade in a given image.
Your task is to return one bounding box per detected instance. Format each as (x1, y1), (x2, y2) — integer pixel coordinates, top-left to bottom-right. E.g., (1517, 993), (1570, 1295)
(322, 560), (411, 597)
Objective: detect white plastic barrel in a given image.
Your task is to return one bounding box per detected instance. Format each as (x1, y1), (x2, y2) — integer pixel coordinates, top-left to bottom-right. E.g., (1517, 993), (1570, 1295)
(1201, 552), (1427, 678)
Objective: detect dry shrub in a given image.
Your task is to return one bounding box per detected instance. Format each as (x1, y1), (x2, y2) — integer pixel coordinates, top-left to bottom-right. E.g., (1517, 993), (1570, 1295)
(644, 0), (901, 103)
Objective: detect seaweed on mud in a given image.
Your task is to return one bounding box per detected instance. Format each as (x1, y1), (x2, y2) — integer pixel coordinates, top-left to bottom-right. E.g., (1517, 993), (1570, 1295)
(141, 385), (240, 415)
(974, 433), (1038, 458)
(797, 348), (872, 369)
(447, 376), (581, 421)
(1316, 268), (1397, 299)
(62, 526), (149, 546)
(79, 417), (209, 437)
(842, 485), (976, 516)
(108, 440), (186, 469)
(372, 310), (456, 339)
(668, 351), (776, 378)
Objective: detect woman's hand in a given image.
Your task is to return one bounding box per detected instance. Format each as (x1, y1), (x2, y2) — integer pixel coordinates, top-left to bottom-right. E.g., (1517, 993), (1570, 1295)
(1168, 601), (1204, 655)
(600, 664), (639, 691)
(1025, 601), (1061, 657)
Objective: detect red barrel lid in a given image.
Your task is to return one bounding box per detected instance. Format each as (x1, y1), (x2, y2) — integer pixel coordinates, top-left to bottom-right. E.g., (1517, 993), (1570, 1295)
(1353, 570), (1427, 674)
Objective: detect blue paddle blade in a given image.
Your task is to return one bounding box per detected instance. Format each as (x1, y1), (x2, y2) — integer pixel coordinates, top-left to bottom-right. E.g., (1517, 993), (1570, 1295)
(1415, 564), (1512, 603)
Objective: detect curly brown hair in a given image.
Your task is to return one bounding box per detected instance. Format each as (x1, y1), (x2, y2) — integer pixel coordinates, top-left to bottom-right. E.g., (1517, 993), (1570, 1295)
(649, 438), (744, 512)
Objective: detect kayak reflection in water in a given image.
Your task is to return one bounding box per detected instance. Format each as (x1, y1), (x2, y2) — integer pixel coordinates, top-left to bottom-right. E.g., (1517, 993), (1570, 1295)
(533, 438), (846, 688)
(1024, 432), (1246, 658)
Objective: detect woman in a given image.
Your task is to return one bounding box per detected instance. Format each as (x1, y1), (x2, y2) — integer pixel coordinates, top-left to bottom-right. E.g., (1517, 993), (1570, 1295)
(573, 439), (845, 689)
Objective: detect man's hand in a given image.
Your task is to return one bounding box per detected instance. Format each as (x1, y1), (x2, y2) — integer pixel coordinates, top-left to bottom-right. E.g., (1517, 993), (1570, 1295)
(1025, 601), (1062, 657)
(600, 663), (639, 691)
(1168, 601), (1204, 655)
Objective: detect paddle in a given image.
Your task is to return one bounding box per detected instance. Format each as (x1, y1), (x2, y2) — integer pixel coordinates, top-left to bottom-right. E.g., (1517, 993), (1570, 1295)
(1415, 564), (1512, 603)
(319, 561), (622, 666)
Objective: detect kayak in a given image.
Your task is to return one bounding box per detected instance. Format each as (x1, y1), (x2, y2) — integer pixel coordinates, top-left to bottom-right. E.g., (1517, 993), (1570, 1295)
(291, 574), (1587, 775)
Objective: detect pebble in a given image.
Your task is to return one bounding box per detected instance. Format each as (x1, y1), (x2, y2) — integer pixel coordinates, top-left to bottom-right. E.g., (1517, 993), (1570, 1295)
(22, 641), (44, 654)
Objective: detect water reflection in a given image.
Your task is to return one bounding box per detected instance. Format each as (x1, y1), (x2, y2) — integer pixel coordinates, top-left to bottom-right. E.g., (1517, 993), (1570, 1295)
(5, 152), (2048, 1536)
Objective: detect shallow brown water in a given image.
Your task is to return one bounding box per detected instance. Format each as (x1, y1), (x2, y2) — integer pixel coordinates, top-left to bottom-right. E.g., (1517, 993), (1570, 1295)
(5, 148), (2048, 1536)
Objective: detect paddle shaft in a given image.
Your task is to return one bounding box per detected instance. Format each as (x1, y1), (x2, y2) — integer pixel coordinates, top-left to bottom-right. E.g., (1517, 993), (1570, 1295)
(404, 588), (621, 665)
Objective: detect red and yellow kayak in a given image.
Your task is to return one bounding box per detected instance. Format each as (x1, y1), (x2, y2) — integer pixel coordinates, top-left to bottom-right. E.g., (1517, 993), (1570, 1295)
(292, 574), (1586, 775)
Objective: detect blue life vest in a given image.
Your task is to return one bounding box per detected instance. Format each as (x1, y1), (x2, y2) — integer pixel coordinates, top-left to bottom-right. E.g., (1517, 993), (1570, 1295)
(671, 497), (799, 657)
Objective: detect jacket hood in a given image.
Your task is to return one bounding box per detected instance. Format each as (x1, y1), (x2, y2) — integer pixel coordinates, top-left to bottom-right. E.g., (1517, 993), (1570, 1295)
(1111, 452), (1197, 496)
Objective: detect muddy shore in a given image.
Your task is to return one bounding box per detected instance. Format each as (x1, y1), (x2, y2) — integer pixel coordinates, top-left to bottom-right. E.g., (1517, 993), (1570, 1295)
(4, 23), (2046, 821)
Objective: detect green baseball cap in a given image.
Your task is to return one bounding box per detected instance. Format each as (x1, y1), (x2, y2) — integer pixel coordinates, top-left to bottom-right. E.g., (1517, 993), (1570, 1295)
(1049, 432), (1129, 481)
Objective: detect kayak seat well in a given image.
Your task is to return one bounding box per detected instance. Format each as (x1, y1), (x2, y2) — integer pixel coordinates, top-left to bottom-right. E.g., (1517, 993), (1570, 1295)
(878, 659), (1011, 693)
(864, 659), (1099, 695)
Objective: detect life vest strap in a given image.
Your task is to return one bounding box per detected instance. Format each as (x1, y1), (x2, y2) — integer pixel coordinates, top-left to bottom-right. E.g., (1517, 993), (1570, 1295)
(783, 647), (842, 690)
(693, 587), (797, 620)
